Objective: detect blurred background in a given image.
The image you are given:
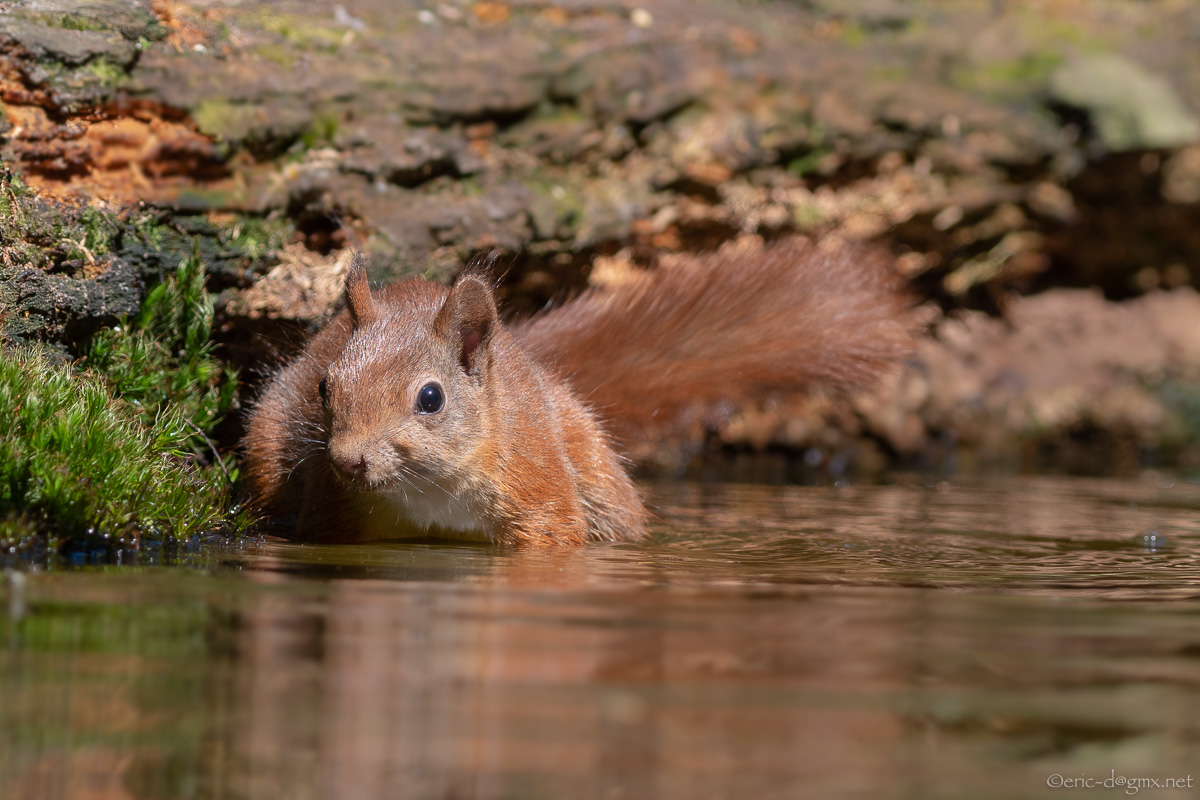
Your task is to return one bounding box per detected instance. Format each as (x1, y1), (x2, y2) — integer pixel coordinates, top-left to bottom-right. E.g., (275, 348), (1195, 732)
(2, 0), (1199, 476)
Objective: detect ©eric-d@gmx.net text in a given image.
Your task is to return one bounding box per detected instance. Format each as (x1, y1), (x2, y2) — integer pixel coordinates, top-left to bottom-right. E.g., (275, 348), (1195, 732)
(1047, 771), (1193, 795)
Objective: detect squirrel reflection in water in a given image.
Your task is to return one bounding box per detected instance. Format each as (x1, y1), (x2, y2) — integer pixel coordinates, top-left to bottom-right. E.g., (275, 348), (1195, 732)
(243, 238), (914, 544)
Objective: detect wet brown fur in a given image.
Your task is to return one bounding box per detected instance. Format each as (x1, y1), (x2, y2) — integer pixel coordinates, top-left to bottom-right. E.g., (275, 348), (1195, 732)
(243, 239), (913, 545)
(244, 256), (640, 545)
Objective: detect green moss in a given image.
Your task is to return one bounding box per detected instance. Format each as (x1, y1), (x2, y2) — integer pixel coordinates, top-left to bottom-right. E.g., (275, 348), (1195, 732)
(219, 215), (290, 260)
(0, 349), (238, 543)
(192, 97), (312, 156)
(950, 51), (1064, 98)
(84, 251), (238, 455)
(793, 201), (825, 230)
(868, 64), (910, 82)
(191, 99), (259, 142)
(0, 171), (31, 214)
(838, 20), (868, 48)
(786, 149), (828, 177)
(59, 14), (106, 32)
(300, 111), (341, 150)
(529, 101), (588, 124)
(67, 206), (119, 262)
(248, 10), (346, 52)
(85, 58), (129, 88)
(0, 254), (246, 545)
(1021, 17), (1115, 54)
(18, 59), (124, 113)
(458, 176), (485, 197)
(0, 171), (83, 270)
(122, 211), (291, 279)
(256, 43), (295, 68)
(129, 211), (169, 251)
(25, 12), (108, 33)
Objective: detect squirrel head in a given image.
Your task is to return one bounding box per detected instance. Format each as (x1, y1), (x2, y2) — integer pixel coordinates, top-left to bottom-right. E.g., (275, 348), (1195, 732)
(319, 259), (500, 501)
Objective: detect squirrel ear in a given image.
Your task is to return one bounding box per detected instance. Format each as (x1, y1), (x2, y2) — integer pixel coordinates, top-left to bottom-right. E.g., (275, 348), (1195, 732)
(434, 274), (498, 375)
(344, 252), (378, 327)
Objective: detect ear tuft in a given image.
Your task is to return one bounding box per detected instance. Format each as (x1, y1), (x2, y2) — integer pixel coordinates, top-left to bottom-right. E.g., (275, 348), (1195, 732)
(345, 252), (378, 327)
(434, 273), (498, 375)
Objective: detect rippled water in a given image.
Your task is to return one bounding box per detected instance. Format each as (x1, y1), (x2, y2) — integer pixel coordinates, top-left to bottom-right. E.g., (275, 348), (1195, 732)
(3, 476), (1199, 799)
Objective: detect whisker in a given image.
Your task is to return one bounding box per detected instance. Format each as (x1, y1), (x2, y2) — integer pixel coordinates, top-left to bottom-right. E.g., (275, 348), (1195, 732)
(285, 419), (325, 430)
(395, 461), (473, 515)
(284, 450), (323, 481)
(244, 435), (328, 446)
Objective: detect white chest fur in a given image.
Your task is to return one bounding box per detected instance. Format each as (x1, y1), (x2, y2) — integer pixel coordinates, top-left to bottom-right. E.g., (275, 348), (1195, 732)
(360, 471), (495, 542)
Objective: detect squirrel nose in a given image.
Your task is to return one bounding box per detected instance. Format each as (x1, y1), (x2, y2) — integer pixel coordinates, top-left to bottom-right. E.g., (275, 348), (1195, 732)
(330, 448), (369, 482)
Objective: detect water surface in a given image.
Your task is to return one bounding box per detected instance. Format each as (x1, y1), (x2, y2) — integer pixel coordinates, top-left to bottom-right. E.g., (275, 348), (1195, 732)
(3, 476), (1199, 799)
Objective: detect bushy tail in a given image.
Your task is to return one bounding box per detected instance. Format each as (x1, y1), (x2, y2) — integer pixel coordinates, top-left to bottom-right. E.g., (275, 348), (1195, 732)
(513, 237), (914, 448)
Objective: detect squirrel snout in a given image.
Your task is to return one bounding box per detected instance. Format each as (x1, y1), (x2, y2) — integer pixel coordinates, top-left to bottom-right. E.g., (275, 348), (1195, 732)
(329, 443), (370, 484)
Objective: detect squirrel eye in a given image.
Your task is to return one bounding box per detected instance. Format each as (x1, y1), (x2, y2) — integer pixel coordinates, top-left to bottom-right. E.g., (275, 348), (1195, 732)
(318, 378), (329, 405)
(417, 382), (445, 414)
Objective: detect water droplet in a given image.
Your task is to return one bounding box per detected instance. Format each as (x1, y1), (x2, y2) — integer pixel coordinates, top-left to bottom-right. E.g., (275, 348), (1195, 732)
(1139, 530), (1169, 549)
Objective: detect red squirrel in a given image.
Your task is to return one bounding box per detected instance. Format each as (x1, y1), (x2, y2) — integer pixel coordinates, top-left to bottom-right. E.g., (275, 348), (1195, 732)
(243, 238), (912, 545)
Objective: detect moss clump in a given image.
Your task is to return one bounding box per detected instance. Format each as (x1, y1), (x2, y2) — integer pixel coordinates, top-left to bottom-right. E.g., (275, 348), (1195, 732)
(949, 51), (1064, 99)
(85, 252), (238, 448)
(219, 215), (291, 261)
(250, 10), (346, 52)
(786, 148), (829, 178)
(0, 255), (245, 546)
(0, 172), (71, 269)
(300, 110), (341, 151)
(191, 99), (260, 143)
(837, 20), (868, 47)
(26, 13), (108, 33)
(71, 205), (119, 261)
(0, 350), (237, 543)
(256, 43), (295, 67)
(122, 211), (292, 280)
(0, 173), (124, 270)
(85, 58), (130, 88)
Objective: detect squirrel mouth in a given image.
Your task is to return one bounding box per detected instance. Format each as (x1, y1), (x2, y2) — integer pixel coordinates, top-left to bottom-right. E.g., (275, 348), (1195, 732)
(329, 452), (377, 490)
(329, 449), (439, 495)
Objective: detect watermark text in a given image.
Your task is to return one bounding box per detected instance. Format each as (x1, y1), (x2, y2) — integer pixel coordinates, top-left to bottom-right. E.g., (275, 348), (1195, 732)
(1047, 771), (1193, 795)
